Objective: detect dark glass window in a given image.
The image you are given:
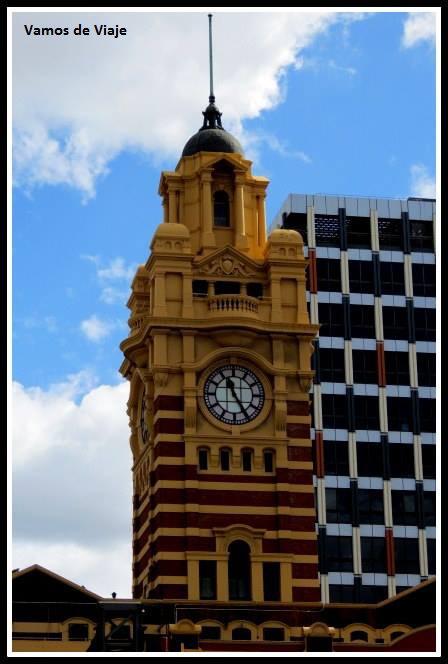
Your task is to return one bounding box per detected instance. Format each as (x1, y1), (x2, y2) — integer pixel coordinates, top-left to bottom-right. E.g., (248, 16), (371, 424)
(380, 262), (405, 295)
(198, 449), (208, 471)
(354, 395), (380, 430)
(264, 450), (274, 473)
(352, 350), (377, 384)
(392, 491), (417, 526)
(201, 626), (221, 640)
(247, 282), (263, 298)
(423, 492), (436, 527)
(422, 445), (436, 479)
(192, 280), (208, 296)
(324, 441), (349, 476)
(283, 212), (307, 244)
(349, 261), (374, 293)
(385, 351), (410, 385)
(232, 628), (252, 641)
(394, 538), (420, 574)
(228, 540), (251, 600)
(110, 625), (131, 641)
(318, 303), (344, 337)
(378, 218), (403, 250)
(315, 214), (340, 246)
(419, 398), (436, 432)
(361, 537), (387, 573)
(427, 539), (436, 575)
(322, 394), (349, 429)
(409, 220), (434, 252)
(199, 560), (217, 600)
(351, 630), (368, 642)
(263, 628), (285, 641)
(358, 585), (388, 603)
(357, 442), (383, 477)
(215, 281), (240, 295)
(417, 354), (436, 386)
(382, 307), (409, 340)
(220, 449), (230, 471)
(350, 305), (375, 338)
(347, 216), (371, 249)
(387, 397), (412, 432)
(326, 488), (352, 523)
(263, 562), (281, 601)
(414, 308), (436, 342)
(68, 624), (89, 641)
(307, 636), (333, 651)
(358, 489), (384, 525)
(319, 348), (345, 382)
(389, 444), (415, 478)
(329, 584), (355, 602)
(317, 258), (341, 292)
(213, 190), (230, 227)
(412, 264), (436, 297)
(242, 449), (253, 472)
(326, 536), (353, 571)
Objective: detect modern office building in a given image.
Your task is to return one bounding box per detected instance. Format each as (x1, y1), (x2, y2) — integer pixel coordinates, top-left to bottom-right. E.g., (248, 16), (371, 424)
(272, 193), (436, 605)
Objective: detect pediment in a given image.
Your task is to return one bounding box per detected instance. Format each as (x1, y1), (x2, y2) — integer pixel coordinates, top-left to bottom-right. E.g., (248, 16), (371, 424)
(12, 564), (101, 602)
(194, 245), (264, 278)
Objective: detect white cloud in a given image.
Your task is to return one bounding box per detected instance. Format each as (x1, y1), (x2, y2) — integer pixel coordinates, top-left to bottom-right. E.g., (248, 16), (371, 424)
(12, 11), (362, 198)
(328, 59), (357, 76)
(410, 163), (436, 198)
(81, 255), (135, 304)
(80, 314), (122, 342)
(402, 12), (436, 49)
(96, 257), (136, 282)
(12, 376), (133, 596)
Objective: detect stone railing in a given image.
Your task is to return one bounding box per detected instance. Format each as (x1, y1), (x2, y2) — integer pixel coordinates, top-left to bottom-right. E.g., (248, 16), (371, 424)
(208, 294), (259, 315)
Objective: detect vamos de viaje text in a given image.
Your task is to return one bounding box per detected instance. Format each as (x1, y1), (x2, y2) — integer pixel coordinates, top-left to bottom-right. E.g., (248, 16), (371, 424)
(23, 23), (127, 38)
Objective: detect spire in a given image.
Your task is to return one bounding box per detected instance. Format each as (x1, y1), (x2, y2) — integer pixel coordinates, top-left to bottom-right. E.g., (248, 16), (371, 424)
(201, 14), (223, 131)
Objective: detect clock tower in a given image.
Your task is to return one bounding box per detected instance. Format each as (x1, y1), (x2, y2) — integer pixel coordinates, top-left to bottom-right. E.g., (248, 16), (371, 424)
(119, 82), (319, 605)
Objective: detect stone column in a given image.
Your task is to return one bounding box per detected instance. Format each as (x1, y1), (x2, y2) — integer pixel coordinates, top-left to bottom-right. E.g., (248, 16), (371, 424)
(201, 172), (216, 248)
(234, 176), (249, 250)
(257, 194), (267, 248)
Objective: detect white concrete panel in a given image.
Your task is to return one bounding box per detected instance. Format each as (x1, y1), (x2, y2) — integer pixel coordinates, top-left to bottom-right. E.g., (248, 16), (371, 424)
(377, 199), (389, 218)
(345, 197), (358, 216)
(358, 197), (371, 217)
(326, 196), (339, 215)
(314, 196), (326, 214)
(408, 200), (422, 220)
(423, 479), (436, 491)
(389, 199), (402, 219)
(291, 194), (307, 213)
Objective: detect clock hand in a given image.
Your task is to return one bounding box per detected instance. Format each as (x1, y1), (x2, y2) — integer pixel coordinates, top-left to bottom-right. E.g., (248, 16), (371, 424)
(226, 378), (248, 415)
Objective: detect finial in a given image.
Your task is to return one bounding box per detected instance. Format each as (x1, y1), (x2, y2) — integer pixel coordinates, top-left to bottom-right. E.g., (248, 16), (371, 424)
(201, 14), (223, 131)
(208, 14), (214, 103)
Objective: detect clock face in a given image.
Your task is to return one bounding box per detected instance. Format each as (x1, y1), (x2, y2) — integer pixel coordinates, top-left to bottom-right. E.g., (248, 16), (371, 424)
(204, 365), (265, 425)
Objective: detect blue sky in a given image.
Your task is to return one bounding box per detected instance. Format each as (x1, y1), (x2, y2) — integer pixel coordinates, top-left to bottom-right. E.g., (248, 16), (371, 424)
(11, 9), (437, 597)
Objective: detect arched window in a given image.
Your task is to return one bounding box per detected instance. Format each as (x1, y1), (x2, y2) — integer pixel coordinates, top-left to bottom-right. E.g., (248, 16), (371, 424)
(232, 627), (252, 641)
(242, 449), (253, 472)
(264, 450), (275, 473)
(350, 630), (368, 642)
(220, 448), (231, 471)
(228, 540), (251, 600)
(213, 191), (230, 227)
(390, 631), (405, 641)
(198, 448), (209, 471)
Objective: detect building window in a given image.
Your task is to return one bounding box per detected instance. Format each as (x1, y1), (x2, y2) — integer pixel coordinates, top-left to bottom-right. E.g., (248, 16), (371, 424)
(264, 450), (274, 473)
(414, 308), (436, 342)
(419, 398), (436, 432)
(327, 536), (353, 572)
(392, 491), (417, 526)
(350, 630), (369, 642)
(394, 538), (420, 574)
(409, 220), (434, 253)
(427, 539), (436, 575)
(326, 488), (352, 523)
(349, 261), (374, 293)
(358, 489), (384, 525)
(354, 395), (380, 430)
(68, 623), (89, 641)
(283, 212), (307, 244)
(380, 262), (405, 295)
(358, 585), (388, 603)
(357, 442), (383, 477)
(317, 258), (341, 292)
(199, 560), (217, 600)
(324, 441), (349, 476)
(350, 305), (376, 338)
(389, 444), (415, 478)
(263, 562), (281, 601)
(315, 214), (340, 246)
(247, 282), (263, 299)
(383, 307), (409, 340)
(378, 218), (403, 250)
(232, 628), (252, 641)
(109, 625), (131, 641)
(213, 191), (230, 227)
(423, 492), (436, 527)
(387, 397), (412, 432)
(220, 448), (230, 471)
(329, 584), (355, 602)
(412, 264), (436, 297)
(200, 626), (221, 640)
(263, 627), (285, 641)
(228, 540), (251, 600)
(417, 354), (436, 386)
(319, 348), (345, 382)
(422, 445), (436, 479)
(346, 216), (371, 249)
(198, 449), (209, 471)
(318, 303), (345, 337)
(352, 350), (378, 384)
(361, 537), (387, 573)
(192, 280), (208, 296)
(242, 449), (253, 472)
(322, 394), (349, 430)
(385, 351), (410, 385)
(215, 280), (240, 295)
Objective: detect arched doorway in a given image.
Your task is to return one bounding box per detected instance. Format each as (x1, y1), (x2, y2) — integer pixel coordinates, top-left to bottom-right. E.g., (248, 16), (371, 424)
(228, 540), (251, 600)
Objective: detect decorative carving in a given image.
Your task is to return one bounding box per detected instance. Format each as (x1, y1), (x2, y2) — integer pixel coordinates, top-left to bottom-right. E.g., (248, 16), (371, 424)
(154, 372), (169, 387)
(198, 253), (255, 277)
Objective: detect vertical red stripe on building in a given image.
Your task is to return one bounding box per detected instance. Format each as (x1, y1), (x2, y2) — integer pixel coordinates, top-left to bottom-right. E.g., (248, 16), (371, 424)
(315, 430), (324, 478)
(385, 528), (395, 576)
(377, 341), (386, 387)
(308, 248), (318, 294)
